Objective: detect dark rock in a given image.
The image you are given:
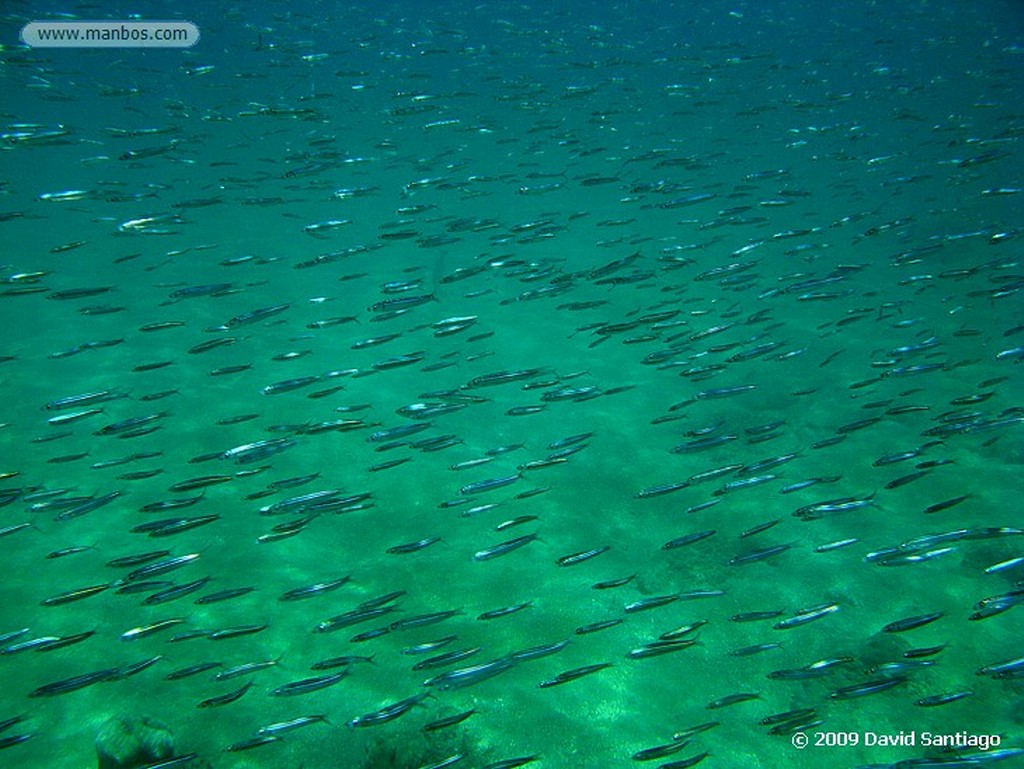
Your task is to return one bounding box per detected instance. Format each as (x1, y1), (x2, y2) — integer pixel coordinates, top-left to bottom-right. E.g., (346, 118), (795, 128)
(95, 715), (174, 769)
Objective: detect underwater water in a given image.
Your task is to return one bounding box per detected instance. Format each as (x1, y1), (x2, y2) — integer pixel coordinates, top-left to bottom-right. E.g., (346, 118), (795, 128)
(0, 1), (1022, 767)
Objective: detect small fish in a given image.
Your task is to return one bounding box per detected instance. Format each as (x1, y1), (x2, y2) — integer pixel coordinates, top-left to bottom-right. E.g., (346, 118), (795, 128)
(348, 692), (429, 727)
(663, 530), (716, 550)
(924, 494), (970, 514)
(412, 647), (481, 671)
(730, 643), (782, 657)
(121, 618), (185, 641)
(29, 668), (119, 697)
(257, 714), (329, 735)
(387, 537), (442, 555)
(538, 663), (612, 688)
(461, 474), (522, 496)
(882, 611), (945, 633)
(208, 624), (267, 641)
(829, 677), (906, 699)
(198, 681), (253, 708)
(30, 629), (95, 654)
(555, 546), (609, 566)
(626, 639), (697, 659)
(224, 735), (281, 752)
(279, 576), (351, 601)
(390, 609), (462, 631)
(423, 657), (517, 690)
(478, 602), (532, 621)
(271, 671), (347, 696)
(707, 692), (760, 709)
(474, 533), (538, 561)
(657, 751), (710, 768)
(631, 740), (688, 762)
(165, 662), (223, 680)
(215, 658), (281, 681)
(915, 691), (974, 707)
(625, 594), (679, 613)
(422, 709), (477, 732)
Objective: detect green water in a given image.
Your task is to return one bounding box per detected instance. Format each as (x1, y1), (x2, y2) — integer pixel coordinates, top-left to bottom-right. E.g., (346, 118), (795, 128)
(1, 1), (1022, 768)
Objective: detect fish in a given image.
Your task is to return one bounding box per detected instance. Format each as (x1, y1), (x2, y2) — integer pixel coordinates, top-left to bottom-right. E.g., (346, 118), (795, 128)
(571, 617), (624, 640)
(631, 740), (689, 761)
(730, 643), (782, 657)
(315, 607), (397, 633)
(915, 691), (974, 707)
(4, 13), (1021, 766)
(120, 618), (186, 641)
(403, 636), (457, 656)
(47, 286), (115, 301)
(555, 546), (610, 566)
(40, 583), (110, 606)
(793, 493), (877, 520)
(390, 609), (462, 631)
(481, 756), (538, 769)
(412, 647), (481, 670)
(387, 537), (443, 555)
(478, 602), (532, 621)
(208, 624), (267, 641)
(145, 516), (220, 538)
(195, 587), (255, 604)
(262, 375), (321, 395)
(657, 752), (710, 768)
(139, 495), (204, 514)
(0, 734), (34, 750)
(473, 533), (538, 561)
(463, 369), (545, 388)
(28, 668), (120, 697)
(270, 671), (348, 696)
(510, 639), (571, 662)
(165, 662), (223, 680)
(423, 657), (517, 690)
(279, 576), (351, 601)
(924, 494), (970, 514)
(142, 577), (212, 604)
(537, 663), (612, 688)
(659, 620), (707, 641)
(829, 677), (907, 699)
(422, 709), (477, 732)
(663, 530), (717, 550)
(348, 691), (429, 727)
(197, 682), (254, 708)
(728, 543), (794, 566)
(624, 594), (679, 613)
(257, 714), (329, 736)
(774, 603), (839, 629)
(223, 303), (290, 328)
(635, 481), (690, 498)
(626, 639), (697, 659)
(167, 475), (231, 493)
(122, 553), (200, 582)
(707, 692), (760, 709)
(45, 544), (96, 560)
(882, 611), (945, 633)
(460, 474), (522, 496)
(224, 735), (281, 752)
